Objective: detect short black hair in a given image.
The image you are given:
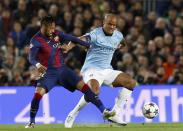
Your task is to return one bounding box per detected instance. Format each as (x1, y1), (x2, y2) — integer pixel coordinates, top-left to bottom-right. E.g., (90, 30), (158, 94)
(104, 13), (117, 20)
(40, 15), (55, 26)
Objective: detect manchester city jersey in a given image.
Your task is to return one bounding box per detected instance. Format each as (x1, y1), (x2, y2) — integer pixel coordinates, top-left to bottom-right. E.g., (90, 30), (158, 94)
(81, 27), (124, 72)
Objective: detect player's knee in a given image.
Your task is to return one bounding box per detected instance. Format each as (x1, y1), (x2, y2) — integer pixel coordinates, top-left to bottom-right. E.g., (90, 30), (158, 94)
(91, 86), (100, 95)
(125, 79), (136, 90)
(131, 79), (137, 89)
(35, 87), (46, 96)
(88, 79), (100, 95)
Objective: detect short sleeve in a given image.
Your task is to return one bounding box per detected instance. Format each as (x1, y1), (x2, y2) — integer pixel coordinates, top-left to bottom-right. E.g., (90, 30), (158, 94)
(85, 29), (97, 43)
(116, 31), (124, 42)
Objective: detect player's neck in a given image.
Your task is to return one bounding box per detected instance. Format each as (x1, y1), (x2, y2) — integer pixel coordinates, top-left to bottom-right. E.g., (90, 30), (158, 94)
(102, 28), (113, 36)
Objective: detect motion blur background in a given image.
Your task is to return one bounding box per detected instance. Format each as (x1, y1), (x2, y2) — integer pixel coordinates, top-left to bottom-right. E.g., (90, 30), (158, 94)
(0, 0), (183, 124)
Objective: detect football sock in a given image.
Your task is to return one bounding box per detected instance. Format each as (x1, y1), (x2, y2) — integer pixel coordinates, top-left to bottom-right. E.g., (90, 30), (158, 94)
(71, 95), (88, 113)
(80, 84), (105, 113)
(113, 82), (139, 111)
(30, 93), (42, 123)
(113, 88), (132, 111)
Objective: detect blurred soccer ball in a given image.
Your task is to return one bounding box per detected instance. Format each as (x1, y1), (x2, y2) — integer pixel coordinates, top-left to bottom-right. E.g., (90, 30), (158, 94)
(142, 102), (159, 119)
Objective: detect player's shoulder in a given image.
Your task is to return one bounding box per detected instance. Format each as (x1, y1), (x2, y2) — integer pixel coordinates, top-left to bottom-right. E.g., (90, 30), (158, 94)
(90, 27), (102, 34)
(54, 29), (63, 35)
(114, 29), (123, 39)
(30, 32), (42, 46)
(31, 31), (40, 41)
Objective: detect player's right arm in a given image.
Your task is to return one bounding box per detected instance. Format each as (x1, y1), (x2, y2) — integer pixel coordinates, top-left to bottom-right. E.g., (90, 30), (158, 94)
(29, 39), (47, 74)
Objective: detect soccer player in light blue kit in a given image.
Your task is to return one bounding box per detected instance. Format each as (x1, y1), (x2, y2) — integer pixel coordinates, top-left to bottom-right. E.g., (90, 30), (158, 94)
(64, 14), (137, 128)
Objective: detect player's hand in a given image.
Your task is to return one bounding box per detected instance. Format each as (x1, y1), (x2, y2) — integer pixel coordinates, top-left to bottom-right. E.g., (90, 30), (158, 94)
(37, 65), (47, 74)
(60, 43), (75, 53)
(36, 63), (47, 76)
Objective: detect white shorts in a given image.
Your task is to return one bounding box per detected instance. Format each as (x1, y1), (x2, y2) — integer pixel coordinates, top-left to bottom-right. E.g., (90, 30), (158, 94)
(81, 68), (122, 87)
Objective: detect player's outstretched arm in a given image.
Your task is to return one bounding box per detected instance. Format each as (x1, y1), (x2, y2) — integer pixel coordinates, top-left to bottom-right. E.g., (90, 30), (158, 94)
(59, 42), (75, 53)
(60, 35), (88, 53)
(59, 32), (91, 48)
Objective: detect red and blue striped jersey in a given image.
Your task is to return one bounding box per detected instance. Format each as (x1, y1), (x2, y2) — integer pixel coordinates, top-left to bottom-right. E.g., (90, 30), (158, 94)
(29, 30), (90, 69)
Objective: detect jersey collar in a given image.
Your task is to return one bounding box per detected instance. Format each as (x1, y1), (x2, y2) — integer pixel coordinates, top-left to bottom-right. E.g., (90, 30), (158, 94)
(102, 28), (113, 36)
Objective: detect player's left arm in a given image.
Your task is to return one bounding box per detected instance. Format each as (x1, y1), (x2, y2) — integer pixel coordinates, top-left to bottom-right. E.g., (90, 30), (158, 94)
(59, 35), (90, 53)
(58, 32), (91, 48)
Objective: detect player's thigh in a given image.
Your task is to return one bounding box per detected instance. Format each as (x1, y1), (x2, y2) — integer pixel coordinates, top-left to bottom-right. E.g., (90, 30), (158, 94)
(82, 69), (103, 94)
(37, 70), (58, 93)
(59, 66), (82, 92)
(87, 79), (100, 94)
(76, 79), (100, 95)
(103, 69), (122, 86)
(112, 72), (136, 90)
(35, 87), (46, 96)
(82, 68), (103, 86)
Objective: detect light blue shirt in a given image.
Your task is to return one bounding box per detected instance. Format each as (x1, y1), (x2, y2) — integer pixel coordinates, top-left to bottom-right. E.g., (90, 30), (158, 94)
(81, 27), (124, 72)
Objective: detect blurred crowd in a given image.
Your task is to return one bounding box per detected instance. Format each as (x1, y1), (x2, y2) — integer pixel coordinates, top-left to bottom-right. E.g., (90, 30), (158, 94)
(0, 0), (183, 86)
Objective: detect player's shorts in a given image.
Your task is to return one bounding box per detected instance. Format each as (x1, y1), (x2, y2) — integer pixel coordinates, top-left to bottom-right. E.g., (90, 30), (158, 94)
(81, 68), (122, 87)
(36, 65), (82, 92)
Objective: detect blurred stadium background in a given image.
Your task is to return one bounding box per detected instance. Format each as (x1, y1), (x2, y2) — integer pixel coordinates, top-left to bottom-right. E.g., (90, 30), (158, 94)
(0, 0), (183, 130)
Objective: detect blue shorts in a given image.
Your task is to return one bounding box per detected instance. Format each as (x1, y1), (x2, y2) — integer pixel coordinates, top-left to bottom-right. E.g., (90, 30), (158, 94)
(36, 65), (82, 93)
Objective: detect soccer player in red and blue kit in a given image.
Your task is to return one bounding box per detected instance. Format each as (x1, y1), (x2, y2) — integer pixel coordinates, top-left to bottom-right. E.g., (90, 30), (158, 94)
(25, 16), (115, 128)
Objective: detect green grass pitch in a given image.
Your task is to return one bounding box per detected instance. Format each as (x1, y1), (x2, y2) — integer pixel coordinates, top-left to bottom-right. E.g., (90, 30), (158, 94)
(0, 123), (182, 131)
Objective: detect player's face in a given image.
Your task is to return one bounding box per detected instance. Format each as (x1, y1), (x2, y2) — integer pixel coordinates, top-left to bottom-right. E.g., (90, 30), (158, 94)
(44, 22), (56, 38)
(103, 17), (117, 35)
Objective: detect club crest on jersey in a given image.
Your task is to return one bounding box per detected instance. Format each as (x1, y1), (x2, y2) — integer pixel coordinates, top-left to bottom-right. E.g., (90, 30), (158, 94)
(52, 36), (60, 48)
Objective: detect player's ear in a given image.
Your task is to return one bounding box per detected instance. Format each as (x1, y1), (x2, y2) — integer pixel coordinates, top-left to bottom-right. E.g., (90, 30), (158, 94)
(103, 19), (106, 26)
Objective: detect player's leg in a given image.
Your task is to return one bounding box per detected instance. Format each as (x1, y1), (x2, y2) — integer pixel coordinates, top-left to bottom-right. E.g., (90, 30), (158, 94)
(76, 80), (106, 113)
(87, 79), (101, 94)
(75, 80), (115, 119)
(64, 69), (102, 128)
(60, 67), (114, 127)
(103, 70), (136, 125)
(70, 79), (100, 113)
(60, 66), (108, 113)
(112, 72), (136, 111)
(25, 70), (58, 128)
(25, 87), (46, 128)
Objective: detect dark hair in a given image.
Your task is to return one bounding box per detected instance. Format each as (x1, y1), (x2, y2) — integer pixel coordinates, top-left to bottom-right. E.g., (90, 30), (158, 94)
(104, 13), (117, 20)
(40, 15), (55, 26)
